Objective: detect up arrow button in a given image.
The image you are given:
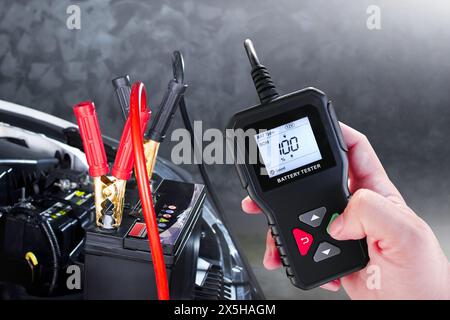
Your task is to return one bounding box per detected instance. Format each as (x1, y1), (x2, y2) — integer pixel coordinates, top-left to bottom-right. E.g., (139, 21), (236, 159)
(299, 207), (326, 228)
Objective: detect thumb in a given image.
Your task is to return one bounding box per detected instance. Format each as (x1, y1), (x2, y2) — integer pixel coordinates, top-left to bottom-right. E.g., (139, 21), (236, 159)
(328, 189), (413, 251)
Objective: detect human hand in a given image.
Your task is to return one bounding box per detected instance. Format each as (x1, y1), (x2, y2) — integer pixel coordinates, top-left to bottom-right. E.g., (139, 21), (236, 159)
(242, 123), (450, 299)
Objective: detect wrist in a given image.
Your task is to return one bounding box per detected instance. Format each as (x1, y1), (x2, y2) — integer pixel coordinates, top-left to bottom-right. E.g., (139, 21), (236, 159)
(432, 258), (450, 300)
(446, 263), (450, 299)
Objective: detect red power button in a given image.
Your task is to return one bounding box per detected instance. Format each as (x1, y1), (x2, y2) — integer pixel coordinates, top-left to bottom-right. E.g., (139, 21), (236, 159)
(293, 228), (313, 256)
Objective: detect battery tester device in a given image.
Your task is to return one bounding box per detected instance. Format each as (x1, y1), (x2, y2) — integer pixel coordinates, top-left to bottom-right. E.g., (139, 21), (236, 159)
(228, 40), (369, 289)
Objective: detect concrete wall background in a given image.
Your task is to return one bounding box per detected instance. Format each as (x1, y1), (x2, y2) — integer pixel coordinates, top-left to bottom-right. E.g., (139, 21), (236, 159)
(1, 0), (449, 299)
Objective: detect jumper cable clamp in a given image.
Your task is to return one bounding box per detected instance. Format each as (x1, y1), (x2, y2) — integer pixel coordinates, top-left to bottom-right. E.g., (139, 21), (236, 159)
(73, 100), (150, 229)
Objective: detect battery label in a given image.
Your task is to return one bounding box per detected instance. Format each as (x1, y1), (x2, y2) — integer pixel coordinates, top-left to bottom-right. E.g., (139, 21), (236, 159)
(65, 190), (93, 206)
(40, 202), (71, 219)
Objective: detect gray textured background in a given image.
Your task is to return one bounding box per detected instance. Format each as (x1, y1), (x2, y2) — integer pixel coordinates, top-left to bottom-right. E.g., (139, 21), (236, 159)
(1, 0), (449, 299)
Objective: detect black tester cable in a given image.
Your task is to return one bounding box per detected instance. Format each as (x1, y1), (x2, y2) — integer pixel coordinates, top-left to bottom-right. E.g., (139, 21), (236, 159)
(176, 53), (265, 298)
(173, 50), (228, 221)
(179, 94), (265, 298)
(178, 96), (228, 219)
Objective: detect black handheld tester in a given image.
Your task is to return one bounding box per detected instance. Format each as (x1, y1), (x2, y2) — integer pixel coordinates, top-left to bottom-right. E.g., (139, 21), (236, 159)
(228, 40), (368, 289)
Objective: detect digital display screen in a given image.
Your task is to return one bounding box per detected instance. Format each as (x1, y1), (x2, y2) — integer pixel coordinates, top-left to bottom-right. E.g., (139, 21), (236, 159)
(254, 117), (322, 178)
(245, 104), (336, 191)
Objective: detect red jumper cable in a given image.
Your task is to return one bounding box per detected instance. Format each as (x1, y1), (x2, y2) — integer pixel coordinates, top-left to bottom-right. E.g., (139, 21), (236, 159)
(129, 82), (169, 300)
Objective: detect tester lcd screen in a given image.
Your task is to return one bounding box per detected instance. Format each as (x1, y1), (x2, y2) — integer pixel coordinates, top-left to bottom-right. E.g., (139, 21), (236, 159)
(246, 105), (336, 191)
(254, 117), (322, 178)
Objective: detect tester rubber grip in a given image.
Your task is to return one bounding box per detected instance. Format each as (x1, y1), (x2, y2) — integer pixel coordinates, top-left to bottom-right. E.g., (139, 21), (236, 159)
(73, 101), (109, 177)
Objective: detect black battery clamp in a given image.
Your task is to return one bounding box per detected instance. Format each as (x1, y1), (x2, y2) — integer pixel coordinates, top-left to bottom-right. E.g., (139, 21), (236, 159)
(227, 39), (369, 289)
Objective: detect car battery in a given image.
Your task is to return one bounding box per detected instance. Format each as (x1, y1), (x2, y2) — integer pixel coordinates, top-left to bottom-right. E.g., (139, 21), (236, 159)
(84, 178), (205, 300)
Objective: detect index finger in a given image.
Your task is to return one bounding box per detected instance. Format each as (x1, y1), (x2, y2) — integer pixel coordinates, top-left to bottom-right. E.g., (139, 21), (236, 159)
(242, 196), (262, 214)
(340, 123), (404, 204)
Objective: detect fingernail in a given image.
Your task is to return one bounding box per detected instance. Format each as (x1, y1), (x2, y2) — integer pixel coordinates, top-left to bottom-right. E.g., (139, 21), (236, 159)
(263, 248), (271, 266)
(328, 214), (344, 238)
(263, 248), (281, 270)
(241, 198), (249, 211)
